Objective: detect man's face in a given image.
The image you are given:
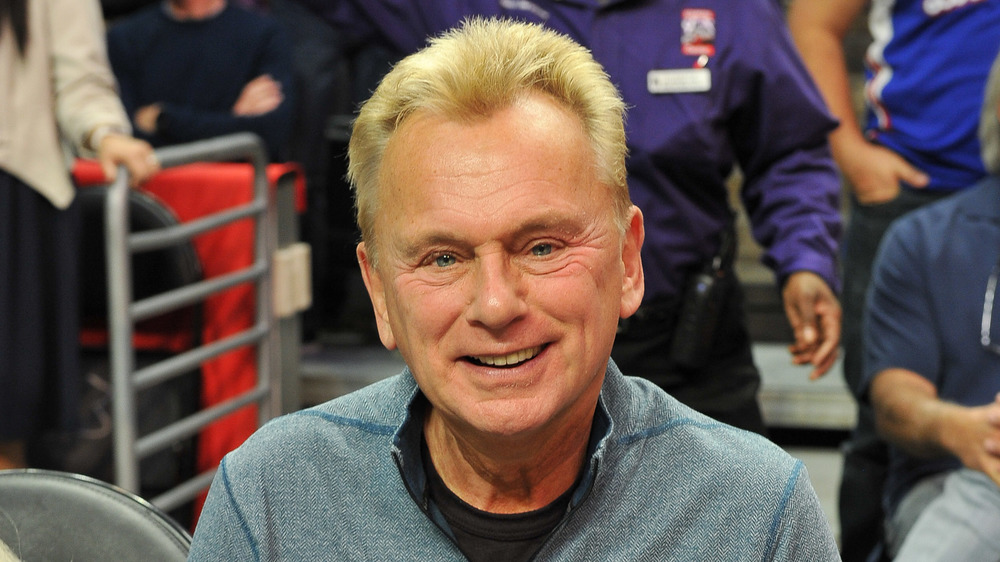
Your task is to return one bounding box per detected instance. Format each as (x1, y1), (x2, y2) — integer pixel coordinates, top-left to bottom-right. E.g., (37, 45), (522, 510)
(357, 92), (644, 439)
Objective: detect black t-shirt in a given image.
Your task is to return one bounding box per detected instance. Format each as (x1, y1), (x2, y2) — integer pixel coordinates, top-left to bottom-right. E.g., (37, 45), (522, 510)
(422, 440), (573, 562)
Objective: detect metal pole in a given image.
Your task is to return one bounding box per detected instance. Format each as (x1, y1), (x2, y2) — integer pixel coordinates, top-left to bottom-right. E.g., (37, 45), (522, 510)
(106, 169), (140, 493)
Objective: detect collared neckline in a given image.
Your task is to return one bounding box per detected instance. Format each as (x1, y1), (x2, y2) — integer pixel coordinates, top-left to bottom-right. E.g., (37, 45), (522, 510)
(390, 366), (616, 516)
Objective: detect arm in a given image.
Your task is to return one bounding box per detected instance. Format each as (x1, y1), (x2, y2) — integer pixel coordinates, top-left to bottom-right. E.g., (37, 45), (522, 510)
(787, 0), (929, 203)
(137, 73), (284, 133)
(298, 0), (441, 54)
(871, 368), (1000, 487)
(767, 463), (841, 560)
(50, 0), (131, 151)
(232, 74), (285, 117)
(862, 206), (1000, 484)
(155, 25), (296, 160)
(51, 0), (158, 185)
(93, 132), (159, 186)
(730, 1), (842, 377)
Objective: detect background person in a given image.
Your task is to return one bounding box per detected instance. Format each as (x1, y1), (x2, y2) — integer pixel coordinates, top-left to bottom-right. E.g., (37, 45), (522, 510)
(0, 0), (158, 470)
(297, 0), (844, 437)
(106, 0), (295, 161)
(787, 1), (1000, 558)
(862, 47), (1000, 561)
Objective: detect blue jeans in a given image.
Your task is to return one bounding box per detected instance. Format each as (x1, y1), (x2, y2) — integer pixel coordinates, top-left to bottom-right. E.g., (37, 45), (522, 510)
(889, 469), (1000, 561)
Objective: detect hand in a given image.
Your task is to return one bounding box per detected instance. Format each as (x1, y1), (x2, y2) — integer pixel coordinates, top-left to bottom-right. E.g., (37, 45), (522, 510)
(232, 74), (284, 117)
(837, 138), (930, 204)
(782, 271), (841, 379)
(97, 133), (159, 187)
(135, 103), (162, 134)
(943, 393), (1000, 488)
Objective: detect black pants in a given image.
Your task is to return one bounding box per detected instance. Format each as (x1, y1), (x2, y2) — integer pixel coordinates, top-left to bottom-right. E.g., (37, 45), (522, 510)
(611, 280), (766, 436)
(0, 170), (81, 440)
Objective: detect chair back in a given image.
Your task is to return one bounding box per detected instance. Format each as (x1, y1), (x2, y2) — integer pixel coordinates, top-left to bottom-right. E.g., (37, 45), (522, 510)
(77, 185), (203, 338)
(0, 469), (190, 561)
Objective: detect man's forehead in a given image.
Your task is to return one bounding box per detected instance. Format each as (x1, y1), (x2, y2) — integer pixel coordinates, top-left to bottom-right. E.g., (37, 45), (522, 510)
(370, 90), (614, 242)
(394, 209), (595, 252)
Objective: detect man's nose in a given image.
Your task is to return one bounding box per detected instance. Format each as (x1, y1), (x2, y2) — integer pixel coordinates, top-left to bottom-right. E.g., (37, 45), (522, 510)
(466, 253), (528, 330)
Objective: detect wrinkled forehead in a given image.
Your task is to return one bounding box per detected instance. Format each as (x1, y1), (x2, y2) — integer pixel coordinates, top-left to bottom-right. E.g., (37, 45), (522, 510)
(370, 97), (617, 245)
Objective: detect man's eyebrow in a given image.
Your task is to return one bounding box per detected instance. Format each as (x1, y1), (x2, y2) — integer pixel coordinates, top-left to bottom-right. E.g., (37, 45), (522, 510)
(398, 214), (586, 257)
(512, 216), (584, 239)
(398, 232), (466, 259)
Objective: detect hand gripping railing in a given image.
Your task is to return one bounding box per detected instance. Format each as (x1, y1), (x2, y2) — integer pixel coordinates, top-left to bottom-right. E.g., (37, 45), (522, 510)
(104, 133), (279, 511)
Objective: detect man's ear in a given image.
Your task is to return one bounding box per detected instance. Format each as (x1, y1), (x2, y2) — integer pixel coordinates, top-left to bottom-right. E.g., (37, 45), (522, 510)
(620, 205), (645, 318)
(357, 241), (397, 350)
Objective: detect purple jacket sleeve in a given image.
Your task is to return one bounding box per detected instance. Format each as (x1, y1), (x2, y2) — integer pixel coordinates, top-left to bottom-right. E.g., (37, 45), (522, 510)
(729, 1), (841, 291)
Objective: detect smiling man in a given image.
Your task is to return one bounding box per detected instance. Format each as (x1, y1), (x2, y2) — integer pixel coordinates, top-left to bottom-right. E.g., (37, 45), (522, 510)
(188, 18), (839, 560)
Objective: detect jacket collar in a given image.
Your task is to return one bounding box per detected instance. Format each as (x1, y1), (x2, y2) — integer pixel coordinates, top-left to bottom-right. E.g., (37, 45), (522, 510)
(390, 363), (619, 516)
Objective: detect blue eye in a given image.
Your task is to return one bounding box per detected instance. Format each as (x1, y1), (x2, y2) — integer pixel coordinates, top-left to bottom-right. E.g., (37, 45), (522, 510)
(434, 254), (457, 267)
(531, 243), (553, 256)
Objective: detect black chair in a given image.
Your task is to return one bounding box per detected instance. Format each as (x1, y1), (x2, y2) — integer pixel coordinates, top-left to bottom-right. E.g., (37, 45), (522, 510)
(0, 469), (190, 561)
(77, 184), (203, 334)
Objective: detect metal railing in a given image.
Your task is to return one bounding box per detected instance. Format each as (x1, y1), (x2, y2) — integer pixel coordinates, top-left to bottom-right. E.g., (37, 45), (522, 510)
(104, 133), (279, 511)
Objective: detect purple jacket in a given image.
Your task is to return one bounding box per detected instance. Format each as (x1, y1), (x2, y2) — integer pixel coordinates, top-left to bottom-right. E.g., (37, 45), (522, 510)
(310, 0), (841, 300)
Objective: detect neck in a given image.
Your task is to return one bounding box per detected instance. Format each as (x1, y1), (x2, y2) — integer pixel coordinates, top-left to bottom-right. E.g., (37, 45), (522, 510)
(167, 0), (226, 19)
(423, 409), (593, 514)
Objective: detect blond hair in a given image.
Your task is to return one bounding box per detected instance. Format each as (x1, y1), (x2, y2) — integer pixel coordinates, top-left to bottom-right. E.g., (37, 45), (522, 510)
(347, 17), (629, 260)
(981, 48), (1000, 174)
(0, 538), (20, 562)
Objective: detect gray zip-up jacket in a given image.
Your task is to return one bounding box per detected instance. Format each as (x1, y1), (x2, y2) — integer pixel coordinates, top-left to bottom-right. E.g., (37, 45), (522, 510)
(190, 361), (839, 560)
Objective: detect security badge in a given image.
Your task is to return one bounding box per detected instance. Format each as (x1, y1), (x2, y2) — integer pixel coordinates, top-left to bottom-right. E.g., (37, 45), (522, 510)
(647, 8), (715, 94)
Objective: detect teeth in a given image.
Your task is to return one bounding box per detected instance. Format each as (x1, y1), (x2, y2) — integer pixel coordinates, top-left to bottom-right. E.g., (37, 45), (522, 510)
(472, 346), (542, 367)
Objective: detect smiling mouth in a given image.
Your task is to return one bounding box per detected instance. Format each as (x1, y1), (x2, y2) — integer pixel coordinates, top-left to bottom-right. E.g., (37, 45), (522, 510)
(467, 345), (544, 368)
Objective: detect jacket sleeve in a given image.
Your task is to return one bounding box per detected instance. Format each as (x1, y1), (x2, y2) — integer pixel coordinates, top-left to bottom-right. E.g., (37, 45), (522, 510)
(188, 457), (262, 561)
(49, 0), (132, 156)
(730, 0), (842, 292)
(766, 463), (841, 561)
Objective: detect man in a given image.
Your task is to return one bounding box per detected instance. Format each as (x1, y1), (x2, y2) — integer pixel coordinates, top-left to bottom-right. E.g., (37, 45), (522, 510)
(188, 19), (839, 560)
(787, 2), (1000, 559)
(296, 0), (843, 437)
(106, 0), (295, 160)
(863, 48), (1000, 561)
